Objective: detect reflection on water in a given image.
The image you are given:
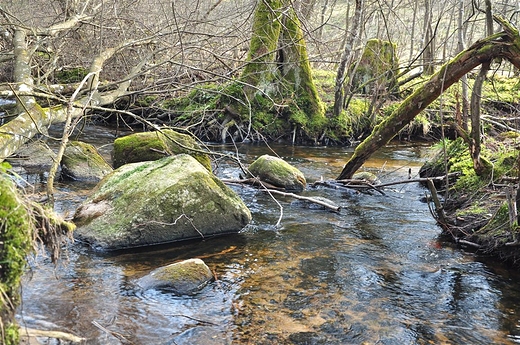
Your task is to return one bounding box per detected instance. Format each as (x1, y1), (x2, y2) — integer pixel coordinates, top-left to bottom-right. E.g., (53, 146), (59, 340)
(17, 137), (520, 344)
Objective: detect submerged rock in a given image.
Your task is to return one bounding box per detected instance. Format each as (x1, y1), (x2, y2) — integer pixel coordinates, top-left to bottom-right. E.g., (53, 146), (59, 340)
(137, 258), (213, 295)
(73, 154), (251, 250)
(352, 171), (380, 185)
(112, 129), (211, 171)
(61, 141), (112, 182)
(248, 154), (306, 191)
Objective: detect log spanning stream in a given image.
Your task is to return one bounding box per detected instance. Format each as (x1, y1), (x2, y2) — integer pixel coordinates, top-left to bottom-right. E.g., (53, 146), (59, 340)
(15, 127), (520, 344)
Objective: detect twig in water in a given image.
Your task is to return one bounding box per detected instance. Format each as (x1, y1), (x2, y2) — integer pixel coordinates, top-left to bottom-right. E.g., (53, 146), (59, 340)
(168, 314), (218, 326)
(92, 320), (134, 345)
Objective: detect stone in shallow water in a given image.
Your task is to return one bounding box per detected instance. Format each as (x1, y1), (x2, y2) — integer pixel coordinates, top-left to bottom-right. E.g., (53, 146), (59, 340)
(137, 258), (214, 295)
(73, 154), (251, 250)
(248, 154), (306, 191)
(61, 141), (112, 182)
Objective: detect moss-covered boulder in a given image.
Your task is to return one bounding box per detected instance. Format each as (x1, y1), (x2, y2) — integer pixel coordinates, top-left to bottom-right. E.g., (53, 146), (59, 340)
(350, 39), (399, 94)
(137, 258), (213, 295)
(73, 154), (251, 250)
(61, 141), (112, 182)
(248, 154), (306, 191)
(113, 129), (211, 171)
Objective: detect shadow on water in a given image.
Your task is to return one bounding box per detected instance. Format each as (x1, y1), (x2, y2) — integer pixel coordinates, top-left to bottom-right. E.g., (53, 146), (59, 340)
(15, 132), (520, 344)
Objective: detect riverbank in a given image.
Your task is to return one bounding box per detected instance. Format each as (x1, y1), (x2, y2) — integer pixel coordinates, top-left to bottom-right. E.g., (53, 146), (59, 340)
(419, 134), (520, 265)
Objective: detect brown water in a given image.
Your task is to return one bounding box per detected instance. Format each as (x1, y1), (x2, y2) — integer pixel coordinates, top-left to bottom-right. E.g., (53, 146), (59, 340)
(16, 129), (520, 344)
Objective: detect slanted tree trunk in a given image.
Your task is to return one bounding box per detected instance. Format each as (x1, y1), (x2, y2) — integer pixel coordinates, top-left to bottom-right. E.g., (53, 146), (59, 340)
(337, 16), (520, 180)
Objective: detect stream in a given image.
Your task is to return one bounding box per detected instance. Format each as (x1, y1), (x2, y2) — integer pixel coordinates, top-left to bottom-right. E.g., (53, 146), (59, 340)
(15, 126), (520, 345)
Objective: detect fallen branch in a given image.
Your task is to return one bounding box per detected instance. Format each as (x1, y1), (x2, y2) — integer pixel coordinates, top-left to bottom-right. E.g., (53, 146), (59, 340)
(261, 189), (341, 212)
(427, 178), (448, 224)
(19, 327), (85, 343)
(312, 178), (385, 195)
(221, 177), (281, 190)
(221, 178), (341, 212)
(376, 172), (461, 188)
(92, 320), (133, 345)
(336, 179), (386, 195)
(456, 239), (482, 249)
(168, 314), (218, 326)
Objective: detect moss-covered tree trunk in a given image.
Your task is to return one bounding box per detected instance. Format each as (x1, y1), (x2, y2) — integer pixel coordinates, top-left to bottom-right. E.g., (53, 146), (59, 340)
(337, 17), (520, 180)
(0, 174), (32, 345)
(238, 0), (325, 139)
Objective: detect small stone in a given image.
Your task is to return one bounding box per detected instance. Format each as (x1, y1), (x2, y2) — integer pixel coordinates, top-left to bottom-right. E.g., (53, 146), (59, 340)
(137, 258), (214, 295)
(248, 154), (306, 191)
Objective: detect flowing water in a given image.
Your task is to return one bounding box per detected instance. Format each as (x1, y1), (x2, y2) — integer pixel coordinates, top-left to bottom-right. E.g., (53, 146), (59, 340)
(15, 127), (520, 345)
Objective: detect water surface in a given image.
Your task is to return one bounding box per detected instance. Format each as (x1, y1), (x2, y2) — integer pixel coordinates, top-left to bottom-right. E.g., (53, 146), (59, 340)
(17, 134), (520, 344)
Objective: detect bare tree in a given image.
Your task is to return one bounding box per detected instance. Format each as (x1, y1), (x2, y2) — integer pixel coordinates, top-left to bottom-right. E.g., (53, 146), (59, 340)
(333, 0), (363, 117)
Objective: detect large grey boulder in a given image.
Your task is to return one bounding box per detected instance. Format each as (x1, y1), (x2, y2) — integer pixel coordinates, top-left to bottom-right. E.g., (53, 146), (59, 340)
(73, 154), (251, 250)
(137, 258), (213, 295)
(248, 154), (306, 191)
(61, 141), (112, 182)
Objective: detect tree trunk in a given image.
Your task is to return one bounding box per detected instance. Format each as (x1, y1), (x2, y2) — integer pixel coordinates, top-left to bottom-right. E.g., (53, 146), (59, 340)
(239, 0), (325, 137)
(457, 0), (469, 132)
(468, 0), (493, 176)
(333, 0), (363, 117)
(422, 0), (436, 75)
(337, 19), (520, 180)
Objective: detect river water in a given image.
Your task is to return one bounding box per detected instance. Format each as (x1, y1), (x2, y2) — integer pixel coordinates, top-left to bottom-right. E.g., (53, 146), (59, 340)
(15, 127), (520, 345)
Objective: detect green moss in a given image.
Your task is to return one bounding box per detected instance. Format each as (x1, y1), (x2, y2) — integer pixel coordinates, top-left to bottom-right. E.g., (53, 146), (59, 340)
(422, 136), (518, 194)
(0, 174), (33, 345)
(113, 129), (211, 171)
(135, 95), (159, 107)
(55, 67), (88, 83)
(474, 202), (512, 245)
(327, 98), (371, 139)
(63, 141), (111, 177)
(456, 202), (488, 217)
(351, 39), (399, 94)
(482, 75), (520, 104)
(241, 0), (282, 88)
